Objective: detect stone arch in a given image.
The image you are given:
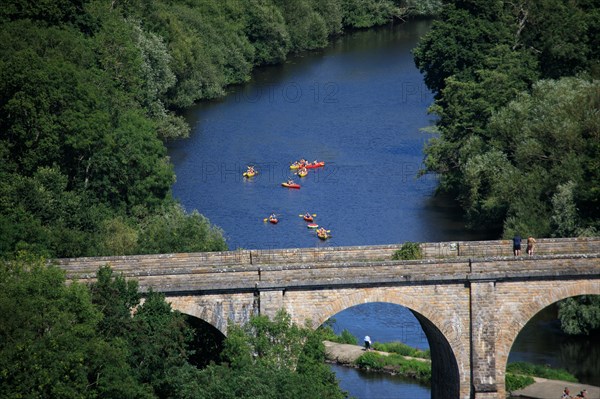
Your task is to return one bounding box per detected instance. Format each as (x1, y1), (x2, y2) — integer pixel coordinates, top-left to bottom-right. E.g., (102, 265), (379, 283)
(166, 295), (223, 334)
(284, 285), (469, 399)
(495, 279), (600, 397)
(166, 292), (257, 336)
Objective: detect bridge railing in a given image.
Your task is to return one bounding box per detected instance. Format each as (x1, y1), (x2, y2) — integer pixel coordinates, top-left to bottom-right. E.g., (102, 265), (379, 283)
(53, 237), (600, 283)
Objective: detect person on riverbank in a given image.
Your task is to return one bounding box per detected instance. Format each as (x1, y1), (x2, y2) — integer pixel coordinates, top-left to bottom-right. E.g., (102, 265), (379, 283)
(576, 389), (587, 398)
(364, 335), (371, 351)
(562, 387), (572, 398)
(513, 234), (522, 256)
(527, 236), (536, 255)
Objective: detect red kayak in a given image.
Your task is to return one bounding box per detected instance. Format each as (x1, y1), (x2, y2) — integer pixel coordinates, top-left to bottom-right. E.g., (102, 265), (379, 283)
(304, 161), (325, 169)
(282, 182), (300, 189)
(269, 218), (278, 224)
(303, 215), (313, 222)
(307, 223), (319, 229)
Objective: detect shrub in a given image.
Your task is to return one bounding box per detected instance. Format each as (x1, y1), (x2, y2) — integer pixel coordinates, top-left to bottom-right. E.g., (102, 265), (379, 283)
(505, 373), (535, 392)
(506, 362), (578, 382)
(372, 341), (430, 359)
(392, 242), (423, 260)
(355, 352), (432, 383)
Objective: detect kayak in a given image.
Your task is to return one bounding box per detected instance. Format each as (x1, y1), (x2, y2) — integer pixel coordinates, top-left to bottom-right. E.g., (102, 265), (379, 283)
(297, 169), (308, 177)
(317, 232), (329, 240)
(303, 215), (313, 222)
(305, 161), (325, 169)
(269, 218), (278, 224)
(281, 182), (300, 189)
(243, 171), (257, 178)
(290, 163), (301, 170)
(307, 223), (319, 229)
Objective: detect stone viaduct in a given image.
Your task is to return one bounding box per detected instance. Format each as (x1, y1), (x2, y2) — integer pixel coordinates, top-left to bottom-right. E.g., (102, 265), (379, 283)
(55, 237), (600, 399)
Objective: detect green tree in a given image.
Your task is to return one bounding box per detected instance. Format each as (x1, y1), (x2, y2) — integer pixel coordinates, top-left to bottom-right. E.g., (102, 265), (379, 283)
(137, 204), (227, 254)
(193, 310), (348, 399)
(0, 254), (153, 399)
(558, 296), (600, 335)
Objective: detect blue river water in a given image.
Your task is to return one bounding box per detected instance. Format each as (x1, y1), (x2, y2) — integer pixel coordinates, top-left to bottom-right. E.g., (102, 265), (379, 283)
(168, 20), (598, 399)
(169, 20), (487, 253)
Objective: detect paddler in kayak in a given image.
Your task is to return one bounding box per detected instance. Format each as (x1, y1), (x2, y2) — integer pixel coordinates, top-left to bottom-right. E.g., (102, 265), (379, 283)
(287, 178), (296, 185)
(246, 165), (256, 174)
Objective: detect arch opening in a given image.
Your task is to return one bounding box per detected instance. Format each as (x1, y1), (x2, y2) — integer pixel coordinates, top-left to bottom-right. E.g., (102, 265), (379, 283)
(320, 301), (460, 399)
(506, 295), (600, 387)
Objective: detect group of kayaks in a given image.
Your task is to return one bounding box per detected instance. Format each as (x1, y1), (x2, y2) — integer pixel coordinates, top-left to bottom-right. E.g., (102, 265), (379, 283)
(264, 212), (331, 240)
(243, 159), (325, 190)
(282, 159), (325, 188)
(249, 159), (330, 239)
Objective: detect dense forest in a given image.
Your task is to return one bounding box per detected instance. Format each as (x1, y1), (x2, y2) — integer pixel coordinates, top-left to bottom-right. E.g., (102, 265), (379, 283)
(1, 0), (438, 259)
(413, 0), (599, 239)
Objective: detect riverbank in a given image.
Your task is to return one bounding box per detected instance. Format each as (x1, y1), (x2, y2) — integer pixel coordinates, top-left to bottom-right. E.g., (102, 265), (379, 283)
(323, 340), (429, 371)
(323, 341), (600, 399)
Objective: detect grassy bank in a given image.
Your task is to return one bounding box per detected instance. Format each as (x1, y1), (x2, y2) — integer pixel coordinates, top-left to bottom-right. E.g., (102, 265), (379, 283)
(505, 362), (578, 391)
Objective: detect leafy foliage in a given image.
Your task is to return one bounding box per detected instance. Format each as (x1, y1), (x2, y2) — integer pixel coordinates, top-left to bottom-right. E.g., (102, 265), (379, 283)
(414, 0), (600, 238)
(392, 242), (423, 260)
(193, 310), (349, 399)
(558, 296), (600, 335)
(505, 373), (535, 392)
(506, 361), (578, 382)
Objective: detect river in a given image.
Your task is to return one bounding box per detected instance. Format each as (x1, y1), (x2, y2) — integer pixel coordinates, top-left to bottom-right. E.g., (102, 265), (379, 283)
(168, 20), (598, 399)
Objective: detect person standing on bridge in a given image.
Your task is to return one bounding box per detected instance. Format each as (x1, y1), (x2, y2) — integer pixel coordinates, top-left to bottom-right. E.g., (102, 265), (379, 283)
(513, 234), (522, 256)
(527, 235), (536, 256)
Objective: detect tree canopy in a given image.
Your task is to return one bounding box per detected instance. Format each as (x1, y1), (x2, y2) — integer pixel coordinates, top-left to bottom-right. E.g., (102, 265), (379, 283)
(414, 0), (599, 238)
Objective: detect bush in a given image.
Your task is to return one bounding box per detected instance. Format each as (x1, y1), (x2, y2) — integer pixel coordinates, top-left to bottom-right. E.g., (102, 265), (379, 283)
(392, 242), (423, 260)
(505, 373), (535, 392)
(506, 362), (578, 382)
(355, 352), (431, 383)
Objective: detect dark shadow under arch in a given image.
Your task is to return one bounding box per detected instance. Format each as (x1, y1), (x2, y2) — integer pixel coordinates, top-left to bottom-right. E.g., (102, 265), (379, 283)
(183, 314), (226, 368)
(412, 311), (460, 399)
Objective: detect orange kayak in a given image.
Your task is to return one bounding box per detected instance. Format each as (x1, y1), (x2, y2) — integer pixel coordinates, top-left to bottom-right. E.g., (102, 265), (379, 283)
(305, 161), (325, 169)
(282, 182), (300, 189)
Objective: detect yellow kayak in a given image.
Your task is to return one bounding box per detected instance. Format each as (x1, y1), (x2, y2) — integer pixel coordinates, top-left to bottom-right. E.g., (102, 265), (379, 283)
(243, 170), (257, 178)
(298, 169), (308, 177)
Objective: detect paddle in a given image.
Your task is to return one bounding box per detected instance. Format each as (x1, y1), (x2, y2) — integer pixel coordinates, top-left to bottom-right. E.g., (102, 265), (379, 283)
(298, 214), (317, 217)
